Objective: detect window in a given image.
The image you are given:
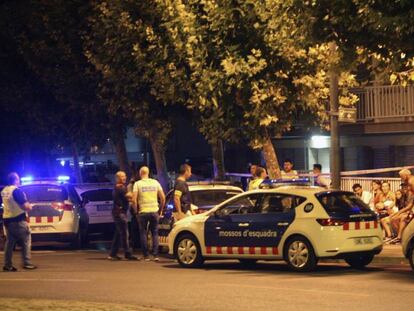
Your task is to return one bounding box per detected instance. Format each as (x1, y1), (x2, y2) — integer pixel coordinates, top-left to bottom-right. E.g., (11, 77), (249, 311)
(216, 193), (263, 216)
(81, 189), (113, 202)
(21, 185), (68, 202)
(261, 194), (306, 214)
(316, 191), (373, 217)
(191, 189), (242, 208)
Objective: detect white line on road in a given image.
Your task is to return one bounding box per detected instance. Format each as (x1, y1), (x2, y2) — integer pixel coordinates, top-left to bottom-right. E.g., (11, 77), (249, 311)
(216, 283), (371, 297)
(0, 278), (89, 282)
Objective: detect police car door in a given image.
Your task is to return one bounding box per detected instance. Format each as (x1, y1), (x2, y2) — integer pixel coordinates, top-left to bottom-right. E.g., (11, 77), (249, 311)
(204, 193), (264, 248)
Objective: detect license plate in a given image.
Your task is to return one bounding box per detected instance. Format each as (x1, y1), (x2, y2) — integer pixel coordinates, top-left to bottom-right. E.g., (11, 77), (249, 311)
(354, 237), (373, 245)
(97, 205), (112, 212)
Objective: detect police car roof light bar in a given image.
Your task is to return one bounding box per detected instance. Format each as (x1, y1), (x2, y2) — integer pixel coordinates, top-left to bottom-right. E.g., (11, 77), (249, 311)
(259, 178), (311, 189)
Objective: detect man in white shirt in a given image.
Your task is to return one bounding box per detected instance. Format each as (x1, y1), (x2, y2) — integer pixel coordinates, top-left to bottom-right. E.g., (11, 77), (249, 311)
(281, 159), (299, 179)
(352, 183), (373, 206)
(133, 166), (165, 261)
(312, 164), (331, 188)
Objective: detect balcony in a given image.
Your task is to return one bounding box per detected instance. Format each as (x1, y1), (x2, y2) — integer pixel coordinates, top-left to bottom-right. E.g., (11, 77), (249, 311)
(344, 84), (414, 134)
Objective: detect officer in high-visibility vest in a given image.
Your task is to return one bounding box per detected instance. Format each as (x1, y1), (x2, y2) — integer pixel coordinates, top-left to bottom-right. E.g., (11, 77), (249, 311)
(1, 172), (36, 271)
(133, 166), (165, 261)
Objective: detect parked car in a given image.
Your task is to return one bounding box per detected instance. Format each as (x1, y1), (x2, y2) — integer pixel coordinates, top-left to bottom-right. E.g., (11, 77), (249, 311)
(169, 185), (383, 271)
(401, 213), (414, 271)
(75, 185), (114, 236)
(156, 182), (243, 249)
(18, 177), (89, 248)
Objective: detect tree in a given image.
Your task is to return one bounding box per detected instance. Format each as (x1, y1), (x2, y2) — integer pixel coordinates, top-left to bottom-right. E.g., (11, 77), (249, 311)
(155, 0), (358, 178)
(85, 1), (186, 189)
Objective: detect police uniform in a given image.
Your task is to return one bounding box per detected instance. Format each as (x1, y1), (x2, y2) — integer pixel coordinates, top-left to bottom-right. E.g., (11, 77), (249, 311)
(248, 178), (264, 191)
(1, 185), (33, 270)
(133, 178), (162, 258)
(173, 178), (192, 220)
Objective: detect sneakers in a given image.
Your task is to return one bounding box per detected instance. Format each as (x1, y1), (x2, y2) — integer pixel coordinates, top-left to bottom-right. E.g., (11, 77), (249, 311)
(153, 257), (160, 262)
(3, 266), (18, 272)
(125, 255), (139, 261)
(144, 256), (151, 262)
(107, 255), (122, 261)
(383, 236), (394, 244)
(390, 237), (401, 245)
(23, 264), (37, 270)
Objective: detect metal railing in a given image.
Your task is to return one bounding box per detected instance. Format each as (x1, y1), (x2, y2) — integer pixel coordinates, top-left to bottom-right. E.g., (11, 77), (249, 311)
(340, 177), (401, 192)
(353, 84), (414, 121)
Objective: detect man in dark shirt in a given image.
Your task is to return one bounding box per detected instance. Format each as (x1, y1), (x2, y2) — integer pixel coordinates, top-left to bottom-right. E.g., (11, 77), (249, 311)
(108, 171), (138, 261)
(173, 164), (192, 221)
(1, 172), (36, 271)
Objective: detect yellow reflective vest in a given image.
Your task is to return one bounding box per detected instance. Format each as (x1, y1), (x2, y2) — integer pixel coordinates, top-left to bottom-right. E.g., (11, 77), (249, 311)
(1, 185), (25, 219)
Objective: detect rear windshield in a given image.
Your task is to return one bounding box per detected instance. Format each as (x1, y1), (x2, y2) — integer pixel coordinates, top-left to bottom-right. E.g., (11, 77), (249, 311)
(316, 191), (374, 217)
(21, 185), (68, 202)
(81, 189), (113, 202)
(191, 189), (242, 208)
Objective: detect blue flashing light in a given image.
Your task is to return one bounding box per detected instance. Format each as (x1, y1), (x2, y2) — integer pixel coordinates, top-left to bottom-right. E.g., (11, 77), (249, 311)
(60, 160), (65, 167)
(57, 175), (70, 182)
(266, 178), (310, 184)
(21, 176), (34, 184)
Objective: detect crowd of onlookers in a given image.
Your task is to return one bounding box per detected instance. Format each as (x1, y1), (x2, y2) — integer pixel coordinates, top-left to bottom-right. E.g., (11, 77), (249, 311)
(352, 169), (414, 245)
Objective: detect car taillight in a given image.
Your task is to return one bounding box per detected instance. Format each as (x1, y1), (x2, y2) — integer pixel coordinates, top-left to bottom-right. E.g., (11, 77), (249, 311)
(51, 202), (74, 211)
(316, 218), (346, 226)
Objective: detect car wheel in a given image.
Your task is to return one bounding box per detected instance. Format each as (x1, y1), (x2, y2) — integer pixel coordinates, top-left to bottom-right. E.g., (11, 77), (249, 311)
(407, 245), (414, 272)
(344, 254), (374, 269)
(285, 237), (318, 272)
(238, 259), (258, 267)
(174, 234), (204, 268)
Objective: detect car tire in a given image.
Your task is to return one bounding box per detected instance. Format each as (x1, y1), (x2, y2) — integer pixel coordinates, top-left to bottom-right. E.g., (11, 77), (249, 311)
(238, 259), (258, 267)
(174, 233), (204, 268)
(344, 254), (374, 269)
(284, 236), (318, 272)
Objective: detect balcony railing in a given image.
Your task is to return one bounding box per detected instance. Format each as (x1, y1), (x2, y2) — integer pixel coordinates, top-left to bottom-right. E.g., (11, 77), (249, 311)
(353, 84), (414, 122)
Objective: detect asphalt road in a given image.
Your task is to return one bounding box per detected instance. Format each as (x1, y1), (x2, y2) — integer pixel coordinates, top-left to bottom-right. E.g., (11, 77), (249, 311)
(0, 243), (413, 311)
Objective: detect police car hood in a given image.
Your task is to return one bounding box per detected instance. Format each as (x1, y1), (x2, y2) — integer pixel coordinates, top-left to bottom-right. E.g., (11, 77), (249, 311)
(175, 213), (208, 225)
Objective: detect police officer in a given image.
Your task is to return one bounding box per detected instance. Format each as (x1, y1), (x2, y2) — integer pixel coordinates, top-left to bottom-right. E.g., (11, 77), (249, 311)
(1, 172), (36, 271)
(108, 171), (138, 261)
(133, 166), (165, 261)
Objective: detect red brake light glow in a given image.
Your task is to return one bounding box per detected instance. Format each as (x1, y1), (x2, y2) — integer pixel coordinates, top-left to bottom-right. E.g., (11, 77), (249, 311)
(316, 218), (346, 226)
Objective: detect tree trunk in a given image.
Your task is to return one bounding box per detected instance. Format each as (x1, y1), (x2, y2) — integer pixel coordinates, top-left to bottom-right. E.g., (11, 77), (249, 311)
(71, 142), (83, 184)
(113, 131), (131, 178)
(148, 133), (169, 191)
(261, 135), (281, 179)
(211, 139), (226, 180)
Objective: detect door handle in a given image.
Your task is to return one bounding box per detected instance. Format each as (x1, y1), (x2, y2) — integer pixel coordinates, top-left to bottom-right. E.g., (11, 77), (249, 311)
(238, 223), (249, 227)
(277, 222), (289, 226)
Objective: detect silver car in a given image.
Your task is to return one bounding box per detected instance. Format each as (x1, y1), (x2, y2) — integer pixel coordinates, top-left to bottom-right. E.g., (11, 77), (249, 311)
(402, 216), (414, 271)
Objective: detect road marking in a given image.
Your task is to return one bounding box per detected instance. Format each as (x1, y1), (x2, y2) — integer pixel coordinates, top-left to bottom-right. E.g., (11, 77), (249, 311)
(0, 278), (89, 282)
(216, 283), (371, 297)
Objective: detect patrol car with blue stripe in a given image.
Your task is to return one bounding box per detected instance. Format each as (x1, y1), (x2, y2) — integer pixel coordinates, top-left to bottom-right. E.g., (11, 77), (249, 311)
(168, 180), (383, 272)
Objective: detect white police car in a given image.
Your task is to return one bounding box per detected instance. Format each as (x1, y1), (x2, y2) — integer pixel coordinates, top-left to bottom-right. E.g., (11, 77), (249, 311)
(401, 214), (414, 271)
(168, 183), (383, 272)
(19, 176), (89, 248)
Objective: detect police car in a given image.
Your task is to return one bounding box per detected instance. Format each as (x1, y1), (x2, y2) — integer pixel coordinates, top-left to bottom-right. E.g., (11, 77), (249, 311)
(157, 182), (243, 248)
(168, 181), (383, 272)
(19, 176), (89, 248)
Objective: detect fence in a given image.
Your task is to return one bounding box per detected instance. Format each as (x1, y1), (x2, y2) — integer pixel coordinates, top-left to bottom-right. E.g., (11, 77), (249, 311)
(340, 177), (401, 192)
(353, 84), (414, 121)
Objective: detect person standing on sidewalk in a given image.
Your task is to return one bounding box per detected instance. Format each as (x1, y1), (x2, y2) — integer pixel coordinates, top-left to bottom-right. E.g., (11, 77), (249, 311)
(1, 172), (36, 271)
(173, 164), (192, 221)
(133, 166), (165, 261)
(108, 171), (138, 261)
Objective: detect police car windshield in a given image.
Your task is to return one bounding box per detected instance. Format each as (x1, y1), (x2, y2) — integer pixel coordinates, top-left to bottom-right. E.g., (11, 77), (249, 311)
(81, 189), (112, 202)
(316, 191), (373, 217)
(191, 190), (242, 208)
(21, 185), (68, 202)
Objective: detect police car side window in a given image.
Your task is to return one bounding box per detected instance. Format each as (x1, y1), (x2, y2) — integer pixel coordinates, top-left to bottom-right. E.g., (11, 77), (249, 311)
(261, 194), (305, 214)
(216, 194), (263, 216)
